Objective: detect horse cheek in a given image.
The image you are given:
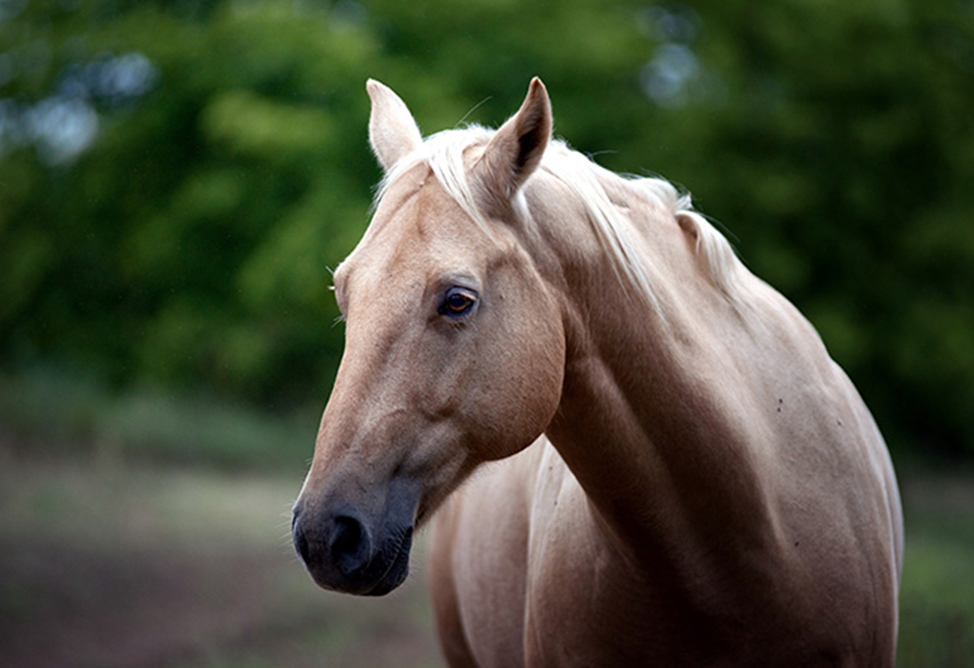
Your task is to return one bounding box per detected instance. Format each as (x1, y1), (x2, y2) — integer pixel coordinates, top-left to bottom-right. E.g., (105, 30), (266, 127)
(487, 312), (564, 458)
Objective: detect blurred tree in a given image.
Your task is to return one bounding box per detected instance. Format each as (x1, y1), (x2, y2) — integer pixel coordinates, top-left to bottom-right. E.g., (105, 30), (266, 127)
(658, 0), (974, 456)
(0, 0), (971, 454)
(0, 0), (384, 405)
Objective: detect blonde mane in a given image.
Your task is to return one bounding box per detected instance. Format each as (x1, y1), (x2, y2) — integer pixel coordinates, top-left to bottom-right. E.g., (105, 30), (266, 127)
(376, 125), (747, 313)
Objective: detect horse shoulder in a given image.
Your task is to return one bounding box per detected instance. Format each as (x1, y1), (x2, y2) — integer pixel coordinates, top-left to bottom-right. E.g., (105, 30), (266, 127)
(732, 282), (902, 660)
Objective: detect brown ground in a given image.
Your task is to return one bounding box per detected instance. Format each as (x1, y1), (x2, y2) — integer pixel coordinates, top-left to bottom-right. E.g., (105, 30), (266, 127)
(5, 439), (974, 666)
(0, 446), (442, 668)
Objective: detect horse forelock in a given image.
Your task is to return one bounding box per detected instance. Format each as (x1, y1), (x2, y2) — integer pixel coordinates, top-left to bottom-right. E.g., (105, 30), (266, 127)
(371, 125), (748, 314)
(373, 126), (494, 228)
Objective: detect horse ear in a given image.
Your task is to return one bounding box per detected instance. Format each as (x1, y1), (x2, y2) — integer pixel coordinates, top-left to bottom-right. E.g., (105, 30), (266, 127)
(367, 79), (423, 172)
(476, 77), (552, 207)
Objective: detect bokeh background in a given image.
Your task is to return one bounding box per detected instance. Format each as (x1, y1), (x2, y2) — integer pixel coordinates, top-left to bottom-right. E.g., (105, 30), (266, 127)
(1, 0), (972, 665)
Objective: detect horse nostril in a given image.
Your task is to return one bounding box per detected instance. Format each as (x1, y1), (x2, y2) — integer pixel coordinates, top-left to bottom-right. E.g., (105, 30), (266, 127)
(330, 514), (371, 576)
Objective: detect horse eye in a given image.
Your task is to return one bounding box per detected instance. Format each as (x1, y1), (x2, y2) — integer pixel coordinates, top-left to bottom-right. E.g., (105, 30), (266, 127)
(439, 288), (477, 317)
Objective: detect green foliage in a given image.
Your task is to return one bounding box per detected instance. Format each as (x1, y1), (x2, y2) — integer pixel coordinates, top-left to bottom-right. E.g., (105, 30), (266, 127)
(898, 471), (974, 665)
(1, 0), (972, 454)
(0, 367), (317, 470)
(1, 0), (376, 403)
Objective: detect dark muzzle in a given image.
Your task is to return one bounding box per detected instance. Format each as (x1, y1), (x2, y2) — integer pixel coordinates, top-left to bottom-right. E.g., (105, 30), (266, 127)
(291, 481), (418, 596)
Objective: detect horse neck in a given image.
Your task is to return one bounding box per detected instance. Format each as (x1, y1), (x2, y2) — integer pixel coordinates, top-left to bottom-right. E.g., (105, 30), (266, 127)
(525, 175), (779, 564)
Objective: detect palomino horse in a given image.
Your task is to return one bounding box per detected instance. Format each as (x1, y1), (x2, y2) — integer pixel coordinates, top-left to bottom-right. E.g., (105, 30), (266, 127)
(292, 78), (904, 665)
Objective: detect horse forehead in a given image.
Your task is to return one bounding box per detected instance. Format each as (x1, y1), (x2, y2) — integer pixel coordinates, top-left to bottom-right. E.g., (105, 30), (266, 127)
(355, 173), (489, 278)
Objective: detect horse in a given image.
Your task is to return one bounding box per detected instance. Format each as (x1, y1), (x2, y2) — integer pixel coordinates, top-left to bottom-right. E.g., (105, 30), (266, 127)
(291, 78), (904, 666)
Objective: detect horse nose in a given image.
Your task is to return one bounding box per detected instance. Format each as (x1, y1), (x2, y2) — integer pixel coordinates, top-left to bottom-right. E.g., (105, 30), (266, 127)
(329, 513), (372, 575)
(291, 504), (374, 583)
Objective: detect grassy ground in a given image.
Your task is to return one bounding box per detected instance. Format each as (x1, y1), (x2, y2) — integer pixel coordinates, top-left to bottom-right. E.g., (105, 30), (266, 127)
(897, 468), (974, 666)
(0, 447), (443, 668)
(3, 448), (973, 666)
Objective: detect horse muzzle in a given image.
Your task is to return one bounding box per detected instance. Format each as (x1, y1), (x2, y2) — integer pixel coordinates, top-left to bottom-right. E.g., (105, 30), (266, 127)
(291, 481), (418, 596)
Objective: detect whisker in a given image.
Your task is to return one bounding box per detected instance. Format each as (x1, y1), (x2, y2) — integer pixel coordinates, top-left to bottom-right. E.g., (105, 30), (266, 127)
(455, 96), (492, 127)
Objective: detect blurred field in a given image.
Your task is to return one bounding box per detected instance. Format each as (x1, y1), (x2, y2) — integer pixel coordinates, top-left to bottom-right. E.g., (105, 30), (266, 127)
(1, 419), (972, 666)
(0, 443), (442, 668)
(897, 467), (974, 666)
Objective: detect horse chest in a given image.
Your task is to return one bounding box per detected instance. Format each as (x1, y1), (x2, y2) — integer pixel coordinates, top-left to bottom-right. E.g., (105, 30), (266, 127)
(522, 450), (771, 664)
(522, 453), (662, 663)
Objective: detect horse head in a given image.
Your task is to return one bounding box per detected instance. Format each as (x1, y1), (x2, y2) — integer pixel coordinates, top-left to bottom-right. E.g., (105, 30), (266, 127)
(291, 79), (566, 595)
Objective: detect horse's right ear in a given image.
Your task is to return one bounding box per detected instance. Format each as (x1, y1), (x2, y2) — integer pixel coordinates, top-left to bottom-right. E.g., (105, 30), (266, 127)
(474, 77), (552, 209)
(367, 79), (422, 172)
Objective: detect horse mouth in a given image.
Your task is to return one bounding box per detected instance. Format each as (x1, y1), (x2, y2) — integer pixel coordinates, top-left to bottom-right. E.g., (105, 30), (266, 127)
(360, 525), (413, 596)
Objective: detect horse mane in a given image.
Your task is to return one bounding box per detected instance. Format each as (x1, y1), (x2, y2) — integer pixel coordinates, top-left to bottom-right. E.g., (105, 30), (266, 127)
(375, 125), (748, 313)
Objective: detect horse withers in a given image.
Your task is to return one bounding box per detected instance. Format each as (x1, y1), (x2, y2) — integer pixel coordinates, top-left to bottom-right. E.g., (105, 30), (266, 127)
(291, 78), (904, 666)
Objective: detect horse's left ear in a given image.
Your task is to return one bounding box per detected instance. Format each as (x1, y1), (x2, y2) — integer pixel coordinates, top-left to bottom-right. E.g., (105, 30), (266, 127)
(367, 79), (423, 172)
(475, 77), (552, 207)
